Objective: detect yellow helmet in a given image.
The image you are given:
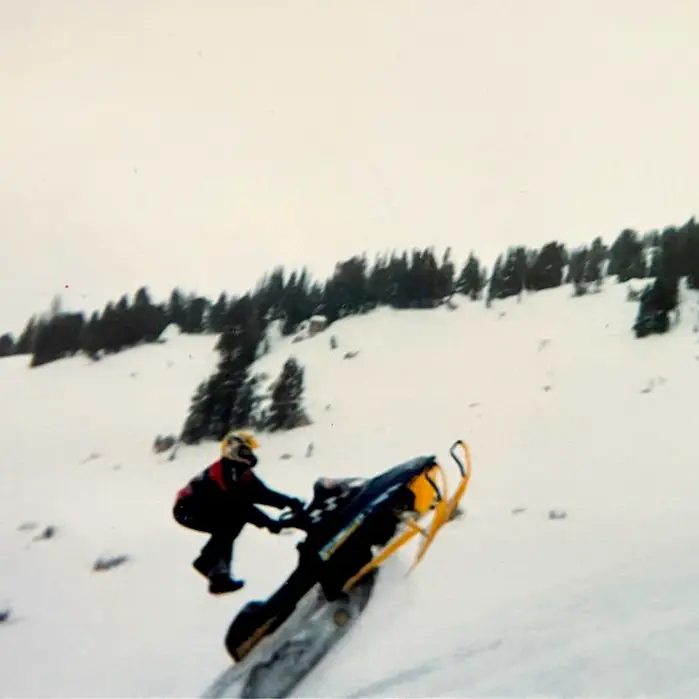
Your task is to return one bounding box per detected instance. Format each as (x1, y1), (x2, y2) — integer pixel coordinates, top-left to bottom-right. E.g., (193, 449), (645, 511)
(221, 430), (260, 466)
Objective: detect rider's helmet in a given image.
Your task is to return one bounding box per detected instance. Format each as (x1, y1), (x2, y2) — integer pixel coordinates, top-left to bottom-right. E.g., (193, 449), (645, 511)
(221, 430), (259, 468)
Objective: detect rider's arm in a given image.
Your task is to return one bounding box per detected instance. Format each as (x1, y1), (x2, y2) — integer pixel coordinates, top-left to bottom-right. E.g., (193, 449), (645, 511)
(242, 471), (299, 510)
(245, 503), (278, 529)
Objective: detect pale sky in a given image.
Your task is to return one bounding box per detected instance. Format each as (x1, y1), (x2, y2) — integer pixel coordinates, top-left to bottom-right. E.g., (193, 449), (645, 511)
(1, 0), (698, 334)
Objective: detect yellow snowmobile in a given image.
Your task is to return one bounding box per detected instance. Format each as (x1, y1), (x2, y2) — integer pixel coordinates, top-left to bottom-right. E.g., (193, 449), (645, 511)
(203, 439), (472, 699)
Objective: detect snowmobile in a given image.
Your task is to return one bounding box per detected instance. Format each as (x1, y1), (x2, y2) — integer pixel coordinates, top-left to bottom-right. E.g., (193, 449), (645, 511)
(202, 439), (472, 699)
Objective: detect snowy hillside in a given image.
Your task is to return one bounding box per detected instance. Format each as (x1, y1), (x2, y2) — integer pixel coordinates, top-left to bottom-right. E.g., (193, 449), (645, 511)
(3, 280), (699, 697)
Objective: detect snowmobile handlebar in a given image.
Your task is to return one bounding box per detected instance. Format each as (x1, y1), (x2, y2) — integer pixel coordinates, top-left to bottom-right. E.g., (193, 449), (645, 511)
(276, 507), (311, 532)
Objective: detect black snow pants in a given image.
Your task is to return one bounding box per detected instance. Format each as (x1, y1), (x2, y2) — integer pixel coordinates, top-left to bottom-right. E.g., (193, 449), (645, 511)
(173, 495), (245, 577)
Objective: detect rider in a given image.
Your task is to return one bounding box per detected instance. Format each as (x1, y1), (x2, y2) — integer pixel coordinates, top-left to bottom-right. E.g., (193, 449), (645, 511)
(172, 430), (305, 594)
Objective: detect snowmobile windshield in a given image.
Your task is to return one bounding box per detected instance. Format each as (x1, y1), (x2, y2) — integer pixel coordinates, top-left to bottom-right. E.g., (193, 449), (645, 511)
(319, 477), (365, 489)
(312, 477), (366, 498)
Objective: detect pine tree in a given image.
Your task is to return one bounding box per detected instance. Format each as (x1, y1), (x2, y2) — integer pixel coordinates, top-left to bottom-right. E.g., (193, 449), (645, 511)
(436, 247), (455, 300)
(205, 349), (247, 439)
(230, 374), (259, 430)
(207, 293), (228, 333)
(455, 252), (484, 299)
(131, 287), (168, 342)
(609, 229), (646, 281)
(281, 268), (315, 334)
(217, 294), (262, 365)
(566, 247), (588, 285)
(387, 251), (410, 308)
(80, 311), (103, 360)
(322, 256), (369, 322)
(583, 237), (607, 285)
(266, 357), (309, 431)
(252, 267), (286, 323)
(649, 246), (663, 278)
(365, 253), (390, 309)
(168, 288), (188, 329)
(181, 378), (217, 443)
(0, 333), (14, 357)
(181, 295), (209, 334)
(15, 316), (37, 355)
(498, 246), (527, 299)
(487, 254), (504, 305)
(30, 312), (85, 367)
(528, 242), (566, 290)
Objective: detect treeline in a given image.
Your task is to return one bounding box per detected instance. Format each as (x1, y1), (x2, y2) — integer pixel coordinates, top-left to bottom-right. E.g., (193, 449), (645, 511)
(0, 288), (216, 368)
(180, 216), (699, 444)
(2, 215), (697, 443)
(2, 216), (699, 370)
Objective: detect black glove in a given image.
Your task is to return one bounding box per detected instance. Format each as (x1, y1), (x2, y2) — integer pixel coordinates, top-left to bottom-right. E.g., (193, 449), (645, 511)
(285, 497), (306, 513)
(265, 518), (283, 534)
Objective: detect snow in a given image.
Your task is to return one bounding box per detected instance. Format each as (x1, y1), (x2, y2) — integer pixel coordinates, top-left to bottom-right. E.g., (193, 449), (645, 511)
(3, 280), (699, 697)
(158, 323), (182, 343)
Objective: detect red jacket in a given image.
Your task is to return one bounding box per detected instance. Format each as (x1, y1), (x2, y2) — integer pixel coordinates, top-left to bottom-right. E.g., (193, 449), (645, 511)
(176, 459), (295, 528)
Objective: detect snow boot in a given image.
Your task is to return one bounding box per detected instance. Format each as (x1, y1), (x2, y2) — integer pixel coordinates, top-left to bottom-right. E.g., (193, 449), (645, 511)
(208, 573), (245, 595)
(192, 554), (214, 578)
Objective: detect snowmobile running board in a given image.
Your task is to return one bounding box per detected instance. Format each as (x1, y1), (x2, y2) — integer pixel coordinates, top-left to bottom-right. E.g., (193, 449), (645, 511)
(342, 439), (471, 591)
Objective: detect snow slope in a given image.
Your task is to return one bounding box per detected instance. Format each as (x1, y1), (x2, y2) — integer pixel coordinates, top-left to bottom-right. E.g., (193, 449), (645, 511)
(2, 280), (699, 697)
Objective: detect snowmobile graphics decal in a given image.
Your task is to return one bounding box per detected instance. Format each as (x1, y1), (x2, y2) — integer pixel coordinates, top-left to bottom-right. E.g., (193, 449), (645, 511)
(318, 483), (403, 561)
(307, 493), (350, 524)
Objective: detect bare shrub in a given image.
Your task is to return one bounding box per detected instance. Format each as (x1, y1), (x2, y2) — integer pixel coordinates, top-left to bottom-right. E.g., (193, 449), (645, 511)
(93, 554), (130, 572)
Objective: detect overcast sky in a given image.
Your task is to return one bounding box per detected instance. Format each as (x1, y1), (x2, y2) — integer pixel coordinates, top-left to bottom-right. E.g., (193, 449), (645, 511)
(1, 0), (698, 334)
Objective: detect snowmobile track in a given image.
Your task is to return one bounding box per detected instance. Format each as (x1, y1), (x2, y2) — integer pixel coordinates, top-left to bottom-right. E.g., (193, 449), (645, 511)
(202, 574), (376, 699)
